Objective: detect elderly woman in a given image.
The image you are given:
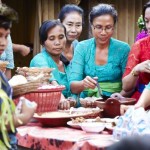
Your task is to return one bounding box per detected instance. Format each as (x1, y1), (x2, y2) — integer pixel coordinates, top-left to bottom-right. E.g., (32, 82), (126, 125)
(30, 20), (71, 101)
(69, 4), (130, 100)
(58, 4), (84, 63)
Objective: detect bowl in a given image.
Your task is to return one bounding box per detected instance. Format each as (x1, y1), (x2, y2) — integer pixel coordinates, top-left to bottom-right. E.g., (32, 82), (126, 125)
(80, 122), (105, 133)
(94, 98), (136, 118)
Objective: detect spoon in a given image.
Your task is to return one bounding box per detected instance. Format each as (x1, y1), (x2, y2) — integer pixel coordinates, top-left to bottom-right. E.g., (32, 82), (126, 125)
(93, 77), (102, 98)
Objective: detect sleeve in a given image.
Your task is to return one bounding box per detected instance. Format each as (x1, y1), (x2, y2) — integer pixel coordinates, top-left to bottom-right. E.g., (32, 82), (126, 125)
(123, 42), (140, 78)
(69, 42), (85, 84)
(120, 44), (130, 74)
(30, 54), (49, 67)
(4, 35), (14, 69)
(30, 54), (56, 81)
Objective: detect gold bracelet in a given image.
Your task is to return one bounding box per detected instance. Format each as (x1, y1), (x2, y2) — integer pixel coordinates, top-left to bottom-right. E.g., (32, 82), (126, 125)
(131, 69), (139, 77)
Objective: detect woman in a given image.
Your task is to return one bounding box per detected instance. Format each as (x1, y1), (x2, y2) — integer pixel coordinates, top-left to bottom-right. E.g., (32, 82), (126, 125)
(135, 1), (150, 41)
(58, 4), (83, 63)
(69, 4), (130, 100)
(121, 1), (150, 101)
(30, 20), (71, 100)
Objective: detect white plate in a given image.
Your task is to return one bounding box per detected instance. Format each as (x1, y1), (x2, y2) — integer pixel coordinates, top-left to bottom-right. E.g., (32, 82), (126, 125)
(67, 121), (81, 129)
(101, 118), (117, 131)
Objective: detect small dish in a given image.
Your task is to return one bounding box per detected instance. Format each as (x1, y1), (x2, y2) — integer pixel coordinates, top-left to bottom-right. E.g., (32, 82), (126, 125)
(80, 122), (105, 133)
(67, 121), (81, 129)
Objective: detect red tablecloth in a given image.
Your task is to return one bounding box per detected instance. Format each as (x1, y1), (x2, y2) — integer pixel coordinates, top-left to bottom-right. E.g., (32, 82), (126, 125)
(17, 123), (115, 150)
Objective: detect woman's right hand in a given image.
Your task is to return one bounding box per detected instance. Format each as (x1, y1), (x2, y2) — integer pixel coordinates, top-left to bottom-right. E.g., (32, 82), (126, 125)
(120, 105), (131, 115)
(134, 60), (150, 74)
(82, 76), (97, 89)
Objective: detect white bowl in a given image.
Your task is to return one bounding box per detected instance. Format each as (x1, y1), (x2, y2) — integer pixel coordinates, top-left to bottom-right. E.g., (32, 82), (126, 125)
(80, 122), (105, 133)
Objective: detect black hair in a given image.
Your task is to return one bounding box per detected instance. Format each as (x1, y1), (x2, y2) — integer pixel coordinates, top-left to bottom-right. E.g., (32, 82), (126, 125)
(89, 3), (118, 25)
(58, 4), (84, 24)
(39, 20), (66, 45)
(0, 3), (18, 29)
(142, 1), (150, 31)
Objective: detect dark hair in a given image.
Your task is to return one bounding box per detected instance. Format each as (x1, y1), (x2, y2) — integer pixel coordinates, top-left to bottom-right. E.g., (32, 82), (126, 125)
(58, 4), (84, 24)
(143, 1), (150, 21)
(0, 3), (18, 29)
(39, 20), (66, 45)
(89, 3), (118, 25)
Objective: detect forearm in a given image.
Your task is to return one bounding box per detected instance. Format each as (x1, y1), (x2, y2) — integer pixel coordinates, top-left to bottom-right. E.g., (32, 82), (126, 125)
(122, 71), (139, 92)
(5, 68), (11, 80)
(120, 89), (135, 97)
(70, 81), (84, 94)
(136, 89), (150, 108)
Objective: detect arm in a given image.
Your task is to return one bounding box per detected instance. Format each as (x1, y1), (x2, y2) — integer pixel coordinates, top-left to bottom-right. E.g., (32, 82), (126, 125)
(122, 42), (141, 92)
(2, 35), (14, 79)
(134, 83), (150, 108)
(13, 43), (31, 56)
(69, 43), (96, 94)
(5, 68), (11, 80)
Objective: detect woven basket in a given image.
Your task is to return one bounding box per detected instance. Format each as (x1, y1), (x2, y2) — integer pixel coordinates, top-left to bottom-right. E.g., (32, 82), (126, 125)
(13, 86), (65, 113)
(12, 80), (41, 97)
(16, 67), (53, 84)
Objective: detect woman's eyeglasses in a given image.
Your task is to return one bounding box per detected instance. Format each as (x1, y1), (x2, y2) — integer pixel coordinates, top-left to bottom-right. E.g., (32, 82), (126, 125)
(92, 25), (114, 33)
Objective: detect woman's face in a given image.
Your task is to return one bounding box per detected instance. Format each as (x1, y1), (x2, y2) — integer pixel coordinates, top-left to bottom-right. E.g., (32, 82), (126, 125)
(62, 12), (82, 42)
(91, 14), (114, 45)
(0, 28), (10, 55)
(44, 25), (66, 56)
(145, 7), (150, 35)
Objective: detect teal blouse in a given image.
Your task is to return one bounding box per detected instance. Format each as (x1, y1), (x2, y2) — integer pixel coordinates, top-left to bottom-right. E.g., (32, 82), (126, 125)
(69, 38), (130, 98)
(30, 48), (71, 98)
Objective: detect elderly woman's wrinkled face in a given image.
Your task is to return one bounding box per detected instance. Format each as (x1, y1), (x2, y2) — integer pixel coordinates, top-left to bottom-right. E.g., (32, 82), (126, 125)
(62, 12), (82, 42)
(44, 25), (66, 56)
(145, 7), (150, 35)
(92, 14), (114, 45)
(0, 28), (10, 55)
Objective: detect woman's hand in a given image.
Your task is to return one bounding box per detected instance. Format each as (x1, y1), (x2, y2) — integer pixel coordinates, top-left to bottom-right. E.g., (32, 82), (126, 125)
(58, 99), (70, 110)
(82, 76), (97, 89)
(120, 105), (131, 115)
(134, 60), (150, 74)
(111, 93), (124, 100)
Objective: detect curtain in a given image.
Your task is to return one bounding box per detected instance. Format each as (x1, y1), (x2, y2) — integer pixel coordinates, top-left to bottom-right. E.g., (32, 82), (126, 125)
(33, 0), (59, 55)
(89, 0), (148, 46)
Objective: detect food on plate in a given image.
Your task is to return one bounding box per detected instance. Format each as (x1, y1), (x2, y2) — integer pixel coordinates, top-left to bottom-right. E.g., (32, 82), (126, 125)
(71, 117), (86, 124)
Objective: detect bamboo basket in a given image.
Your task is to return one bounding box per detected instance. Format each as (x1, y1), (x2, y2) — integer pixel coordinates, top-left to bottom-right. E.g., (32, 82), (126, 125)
(12, 80), (41, 97)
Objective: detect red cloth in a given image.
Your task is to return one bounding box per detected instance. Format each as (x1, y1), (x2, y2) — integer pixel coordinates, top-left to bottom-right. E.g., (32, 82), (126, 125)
(123, 36), (150, 101)
(16, 123), (114, 150)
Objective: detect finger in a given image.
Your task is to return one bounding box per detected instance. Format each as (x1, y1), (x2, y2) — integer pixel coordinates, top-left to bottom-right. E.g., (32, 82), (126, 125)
(120, 105), (126, 115)
(84, 78), (96, 89)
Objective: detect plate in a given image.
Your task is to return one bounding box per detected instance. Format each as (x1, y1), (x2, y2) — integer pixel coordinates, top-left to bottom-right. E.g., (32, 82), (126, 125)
(34, 111), (99, 127)
(67, 121), (81, 129)
(101, 118), (117, 131)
